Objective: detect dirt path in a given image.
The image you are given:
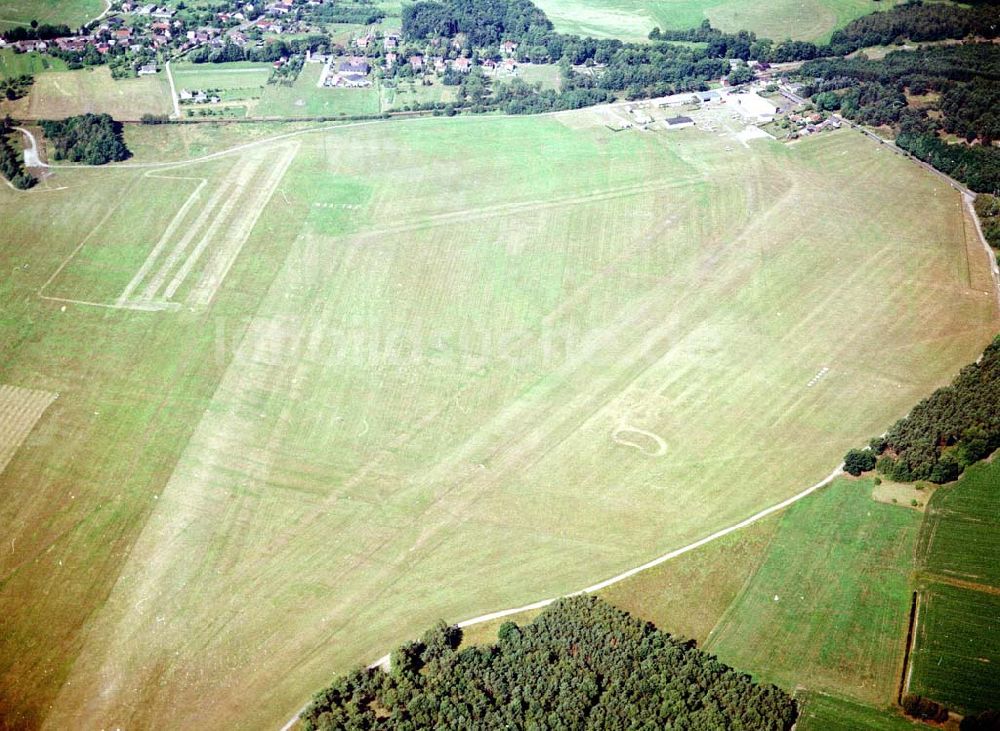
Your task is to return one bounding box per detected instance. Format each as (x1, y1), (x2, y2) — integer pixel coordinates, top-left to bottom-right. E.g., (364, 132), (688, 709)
(165, 61), (181, 120)
(14, 126), (42, 167)
(279, 464), (845, 730)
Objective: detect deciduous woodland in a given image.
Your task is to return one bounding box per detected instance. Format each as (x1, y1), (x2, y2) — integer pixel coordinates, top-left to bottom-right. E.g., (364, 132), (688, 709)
(302, 596), (797, 730)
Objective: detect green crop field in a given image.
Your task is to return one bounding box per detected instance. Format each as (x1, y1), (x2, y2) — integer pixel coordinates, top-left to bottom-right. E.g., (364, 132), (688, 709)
(706, 478), (922, 704)
(796, 691), (933, 731)
(917, 458), (1000, 589)
(1, 65), (173, 120)
(0, 0), (103, 31)
(255, 63), (380, 118)
(909, 583), (1000, 714)
(0, 111), (996, 730)
(532, 0), (905, 43)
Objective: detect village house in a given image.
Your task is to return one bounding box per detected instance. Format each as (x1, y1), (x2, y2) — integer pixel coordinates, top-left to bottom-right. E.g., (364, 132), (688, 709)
(451, 57), (471, 73)
(138, 63), (159, 75)
(409, 54), (424, 71)
(384, 33), (399, 50)
(338, 56), (370, 75)
(502, 40), (518, 56)
(13, 39), (49, 52)
(385, 51), (397, 69)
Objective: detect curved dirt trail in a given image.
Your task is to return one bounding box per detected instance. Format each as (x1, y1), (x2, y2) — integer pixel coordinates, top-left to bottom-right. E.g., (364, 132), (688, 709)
(279, 464), (845, 730)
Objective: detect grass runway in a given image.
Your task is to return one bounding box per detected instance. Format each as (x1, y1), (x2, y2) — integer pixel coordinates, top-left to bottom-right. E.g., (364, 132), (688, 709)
(0, 112), (996, 729)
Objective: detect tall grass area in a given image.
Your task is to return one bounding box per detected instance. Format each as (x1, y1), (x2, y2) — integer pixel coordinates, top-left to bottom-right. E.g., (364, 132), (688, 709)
(707, 478), (921, 704)
(1, 116), (996, 730)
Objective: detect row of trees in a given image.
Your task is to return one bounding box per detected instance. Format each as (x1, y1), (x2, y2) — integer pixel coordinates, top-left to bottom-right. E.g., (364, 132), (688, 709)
(0, 117), (35, 190)
(186, 35), (330, 64)
(974, 194), (1000, 251)
(844, 336), (1000, 483)
(38, 113), (129, 165)
(302, 596), (797, 730)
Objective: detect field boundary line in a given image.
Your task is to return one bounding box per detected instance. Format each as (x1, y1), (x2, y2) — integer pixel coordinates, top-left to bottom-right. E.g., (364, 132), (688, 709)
(279, 463), (844, 730)
(37, 181), (135, 299)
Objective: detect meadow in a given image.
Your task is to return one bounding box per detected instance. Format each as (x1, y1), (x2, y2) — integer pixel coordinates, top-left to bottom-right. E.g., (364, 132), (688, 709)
(0, 49), (67, 79)
(909, 582), (1000, 715)
(0, 0), (103, 31)
(2, 65), (173, 120)
(0, 112), (996, 730)
(707, 478), (921, 704)
(532, 0), (905, 43)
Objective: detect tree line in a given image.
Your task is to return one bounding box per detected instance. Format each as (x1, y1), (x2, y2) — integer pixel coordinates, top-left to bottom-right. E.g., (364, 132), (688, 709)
(302, 595), (797, 730)
(39, 113), (129, 165)
(844, 336), (1000, 483)
(0, 116), (35, 190)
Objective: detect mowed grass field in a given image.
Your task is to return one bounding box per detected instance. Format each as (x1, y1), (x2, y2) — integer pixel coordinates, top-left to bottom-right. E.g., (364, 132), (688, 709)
(532, 0), (905, 43)
(0, 0), (103, 31)
(0, 113), (997, 729)
(1, 65), (174, 120)
(706, 478), (922, 704)
(170, 61), (273, 102)
(255, 63), (380, 118)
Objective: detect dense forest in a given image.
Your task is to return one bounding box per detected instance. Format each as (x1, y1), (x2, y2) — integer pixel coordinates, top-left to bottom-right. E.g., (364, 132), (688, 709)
(845, 336), (1000, 483)
(0, 116), (35, 189)
(826, 1), (1000, 56)
(302, 596), (797, 730)
(39, 114), (129, 165)
(800, 44), (1000, 192)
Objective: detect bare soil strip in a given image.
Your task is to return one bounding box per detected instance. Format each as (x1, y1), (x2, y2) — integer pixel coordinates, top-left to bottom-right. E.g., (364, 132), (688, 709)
(0, 385), (58, 475)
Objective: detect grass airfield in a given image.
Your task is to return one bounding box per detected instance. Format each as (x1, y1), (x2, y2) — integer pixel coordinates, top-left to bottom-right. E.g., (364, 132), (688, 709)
(1, 110), (998, 729)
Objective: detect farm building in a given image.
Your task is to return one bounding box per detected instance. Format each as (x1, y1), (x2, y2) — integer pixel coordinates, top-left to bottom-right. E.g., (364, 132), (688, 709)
(664, 116), (695, 130)
(695, 90), (721, 103)
(729, 92), (778, 122)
